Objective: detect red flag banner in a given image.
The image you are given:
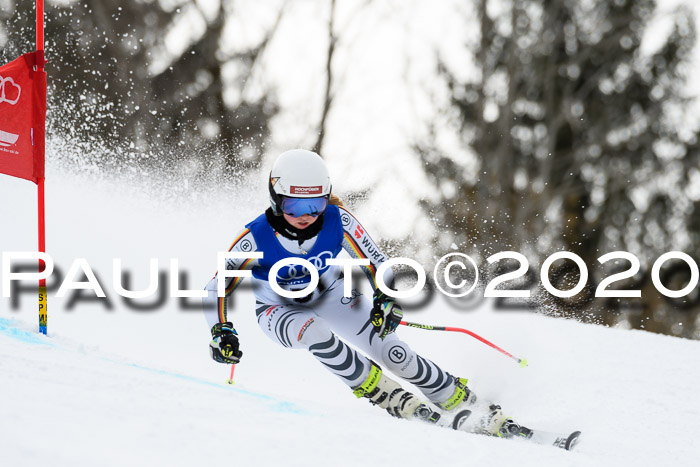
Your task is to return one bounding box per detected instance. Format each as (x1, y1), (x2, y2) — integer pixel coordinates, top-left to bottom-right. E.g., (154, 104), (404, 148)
(0, 52), (46, 184)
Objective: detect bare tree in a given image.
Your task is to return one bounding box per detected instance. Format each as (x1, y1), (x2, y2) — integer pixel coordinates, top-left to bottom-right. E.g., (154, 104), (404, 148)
(313, 0), (338, 156)
(1, 0), (285, 173)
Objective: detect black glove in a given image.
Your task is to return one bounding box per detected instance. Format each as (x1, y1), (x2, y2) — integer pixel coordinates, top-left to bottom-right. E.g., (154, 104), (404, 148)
(370, 290), (403, 340)
(209, 322), (242, 364)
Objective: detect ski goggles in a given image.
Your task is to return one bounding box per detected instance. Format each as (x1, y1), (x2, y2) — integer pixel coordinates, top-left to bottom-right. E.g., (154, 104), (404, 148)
(280, 196), (329, 217)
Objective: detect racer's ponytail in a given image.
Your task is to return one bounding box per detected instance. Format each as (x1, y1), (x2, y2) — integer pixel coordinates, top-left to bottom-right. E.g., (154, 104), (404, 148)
(329, 193), (344, 207)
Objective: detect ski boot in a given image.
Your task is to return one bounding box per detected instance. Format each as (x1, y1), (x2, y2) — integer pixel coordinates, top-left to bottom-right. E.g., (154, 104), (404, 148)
(435, 376), (477, 412)
(478, 404), (519, 437)
(497, 414), (534, 439)
(431, 376), (479, 430)
(433, 377), (516, 436)
(353, 363), (424, 419)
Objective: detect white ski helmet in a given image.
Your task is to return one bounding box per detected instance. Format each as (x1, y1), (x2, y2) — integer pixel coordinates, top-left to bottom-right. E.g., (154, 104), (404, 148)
(268, 149), (332, 215)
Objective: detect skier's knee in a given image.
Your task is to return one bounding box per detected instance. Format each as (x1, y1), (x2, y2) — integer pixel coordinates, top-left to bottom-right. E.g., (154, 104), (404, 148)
(379, 340), (414, 373)
(295, 316), (333, 349)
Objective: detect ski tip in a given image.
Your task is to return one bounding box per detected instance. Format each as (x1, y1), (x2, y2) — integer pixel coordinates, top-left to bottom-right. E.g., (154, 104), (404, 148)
(564, 431), (582, 451)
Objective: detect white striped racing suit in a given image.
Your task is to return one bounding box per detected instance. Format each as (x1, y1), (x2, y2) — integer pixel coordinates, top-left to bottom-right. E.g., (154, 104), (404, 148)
(203, 205), (457, 403)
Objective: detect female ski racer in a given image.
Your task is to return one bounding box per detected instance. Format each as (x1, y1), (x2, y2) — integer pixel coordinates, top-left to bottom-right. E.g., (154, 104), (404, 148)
(203, 149), (513, 435)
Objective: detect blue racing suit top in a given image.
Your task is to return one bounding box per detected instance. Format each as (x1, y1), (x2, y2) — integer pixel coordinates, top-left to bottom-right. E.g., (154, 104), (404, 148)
(245, 204), (344, 288)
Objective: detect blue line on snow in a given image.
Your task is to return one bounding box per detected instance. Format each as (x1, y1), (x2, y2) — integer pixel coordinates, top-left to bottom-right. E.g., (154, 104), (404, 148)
(127, 362), (311, 415)
(0, 317), (309, 415)
(0, 317), (54, 347)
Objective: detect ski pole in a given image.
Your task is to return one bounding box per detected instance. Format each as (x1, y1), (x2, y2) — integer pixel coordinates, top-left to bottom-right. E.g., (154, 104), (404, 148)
(226, 364), (236, 385)
(399, 321), (528, 368)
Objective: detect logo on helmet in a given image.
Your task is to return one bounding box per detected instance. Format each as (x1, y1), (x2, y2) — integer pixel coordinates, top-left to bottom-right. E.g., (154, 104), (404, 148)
(290, 186), (322, 195)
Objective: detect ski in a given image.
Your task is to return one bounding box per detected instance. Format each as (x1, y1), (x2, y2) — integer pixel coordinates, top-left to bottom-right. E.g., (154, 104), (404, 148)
(414, 404), (582, 451)
(503, 422), (581, 450)
(527, 428), (581, 450)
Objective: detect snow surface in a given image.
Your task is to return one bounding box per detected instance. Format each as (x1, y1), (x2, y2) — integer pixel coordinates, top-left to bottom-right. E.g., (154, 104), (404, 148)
(2, 169), (700, 467)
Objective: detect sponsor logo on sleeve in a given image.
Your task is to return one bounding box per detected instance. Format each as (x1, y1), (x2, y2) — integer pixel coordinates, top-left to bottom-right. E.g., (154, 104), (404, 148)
(240, 239), (252, 252)
(354, 225), (364, 239)
(341, 212), (351, 227)
(388, 345), (407, 364)
(360, 236), (385, 262)
(290, 185), (323, 195)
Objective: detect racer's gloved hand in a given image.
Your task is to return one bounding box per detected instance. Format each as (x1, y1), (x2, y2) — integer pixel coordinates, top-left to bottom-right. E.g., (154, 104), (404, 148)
(209, 322), (242, 364)
(370, 290), (403, 340)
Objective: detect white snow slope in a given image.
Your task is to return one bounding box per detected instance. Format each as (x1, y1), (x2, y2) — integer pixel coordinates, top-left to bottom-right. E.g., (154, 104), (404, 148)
(2, 169), (700, 467)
